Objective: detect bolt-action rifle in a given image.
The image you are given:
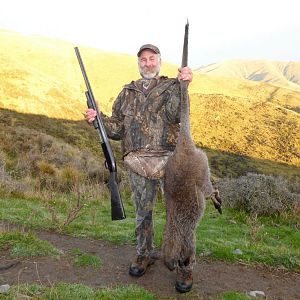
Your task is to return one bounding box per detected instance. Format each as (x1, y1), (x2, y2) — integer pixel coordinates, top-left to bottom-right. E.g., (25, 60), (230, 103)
(74, 47), (126, 221)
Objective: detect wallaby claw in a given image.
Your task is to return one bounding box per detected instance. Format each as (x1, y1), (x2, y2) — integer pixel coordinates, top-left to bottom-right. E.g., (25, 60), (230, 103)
(211, 188), (222, 214)
(214, 202), (222, 214)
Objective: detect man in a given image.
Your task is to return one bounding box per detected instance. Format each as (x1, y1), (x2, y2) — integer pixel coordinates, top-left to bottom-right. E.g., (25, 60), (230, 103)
(85, 43), (193, 289)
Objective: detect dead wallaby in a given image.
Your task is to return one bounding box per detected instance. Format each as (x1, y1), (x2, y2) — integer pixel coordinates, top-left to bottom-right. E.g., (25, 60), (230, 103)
(162, 22), (222, 293)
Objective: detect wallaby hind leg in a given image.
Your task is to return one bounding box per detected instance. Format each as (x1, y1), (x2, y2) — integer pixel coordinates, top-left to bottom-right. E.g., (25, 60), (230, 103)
(163, 229), (180, 271)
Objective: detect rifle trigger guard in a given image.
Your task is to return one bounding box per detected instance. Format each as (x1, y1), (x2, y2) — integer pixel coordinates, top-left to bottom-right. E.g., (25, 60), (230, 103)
(104, 160), (108, 169)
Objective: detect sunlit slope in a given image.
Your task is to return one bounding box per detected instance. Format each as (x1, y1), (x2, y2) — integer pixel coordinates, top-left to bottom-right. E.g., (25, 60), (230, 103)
(190, 73), (300, 114)
(190, 93), (300, 166)
(195, 59), (300, 91)
(189, 75), (300, 167)
(0, 30), (83, 119)
(0, 29), (178, 119)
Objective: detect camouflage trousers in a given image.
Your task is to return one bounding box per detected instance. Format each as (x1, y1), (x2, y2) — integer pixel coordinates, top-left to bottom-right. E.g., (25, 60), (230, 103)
(128, 170), (164, 257)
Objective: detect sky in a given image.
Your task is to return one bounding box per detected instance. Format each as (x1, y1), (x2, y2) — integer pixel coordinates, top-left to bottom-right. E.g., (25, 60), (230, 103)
(1, 0), (300, 68)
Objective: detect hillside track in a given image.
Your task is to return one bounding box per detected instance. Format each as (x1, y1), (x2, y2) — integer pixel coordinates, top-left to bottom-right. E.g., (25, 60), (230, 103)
(1, 224), (300, 299)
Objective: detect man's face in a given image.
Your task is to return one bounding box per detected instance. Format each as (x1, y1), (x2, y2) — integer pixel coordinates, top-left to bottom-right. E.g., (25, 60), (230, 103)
(138, 49), (161, 79)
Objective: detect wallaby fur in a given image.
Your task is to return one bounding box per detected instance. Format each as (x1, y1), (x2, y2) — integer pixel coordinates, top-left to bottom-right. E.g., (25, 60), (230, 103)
(162, 90), (221, 271)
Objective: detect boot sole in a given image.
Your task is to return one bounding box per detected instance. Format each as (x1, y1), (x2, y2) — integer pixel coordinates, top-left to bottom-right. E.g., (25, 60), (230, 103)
(128, 259), (155, 277)
(175, 282), (193, 293)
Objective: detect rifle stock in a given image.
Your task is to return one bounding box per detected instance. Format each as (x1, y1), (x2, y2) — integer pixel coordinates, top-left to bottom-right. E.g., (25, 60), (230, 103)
(75, 47), (126, 221)
(109, 171), (125, 219)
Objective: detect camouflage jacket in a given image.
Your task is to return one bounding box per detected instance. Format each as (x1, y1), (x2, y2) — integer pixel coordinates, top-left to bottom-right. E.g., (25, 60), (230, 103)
(102, 76), (181, 156)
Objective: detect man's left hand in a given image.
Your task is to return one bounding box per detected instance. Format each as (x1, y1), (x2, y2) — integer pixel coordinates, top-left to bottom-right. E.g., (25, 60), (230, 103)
(178, 66), (193, 83)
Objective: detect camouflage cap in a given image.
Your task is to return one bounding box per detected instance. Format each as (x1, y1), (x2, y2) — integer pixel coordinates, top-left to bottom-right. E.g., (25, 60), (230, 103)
(137, 44), (160, 57)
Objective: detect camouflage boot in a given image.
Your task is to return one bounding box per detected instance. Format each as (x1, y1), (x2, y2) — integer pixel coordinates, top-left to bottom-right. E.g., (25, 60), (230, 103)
(129, 255), (155, 277)
(175, 265), (193, 293)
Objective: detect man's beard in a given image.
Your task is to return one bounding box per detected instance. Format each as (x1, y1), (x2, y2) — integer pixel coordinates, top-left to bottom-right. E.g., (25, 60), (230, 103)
(139, 63), (161, 79)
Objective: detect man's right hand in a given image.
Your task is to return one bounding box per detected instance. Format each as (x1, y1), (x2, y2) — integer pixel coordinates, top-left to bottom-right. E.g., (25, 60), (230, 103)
(84, 108), (97, 123)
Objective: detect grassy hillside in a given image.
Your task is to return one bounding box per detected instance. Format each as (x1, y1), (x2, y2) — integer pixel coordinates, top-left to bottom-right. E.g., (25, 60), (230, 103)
(195, 59), (300, 92)
(6, 107), (295, 205)
(190, 72), (300, 114)
(0, 29), (177, 119)
(190, 93), (299, 167)
(0, 28), (299, 170)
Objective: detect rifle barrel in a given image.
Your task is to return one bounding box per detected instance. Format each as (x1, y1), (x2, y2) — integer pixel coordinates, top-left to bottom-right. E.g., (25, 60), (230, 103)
(74, 47), (126, 221)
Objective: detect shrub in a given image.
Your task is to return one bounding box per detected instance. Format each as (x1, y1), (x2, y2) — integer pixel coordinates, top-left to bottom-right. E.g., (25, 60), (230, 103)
(0, 152), (30, 197)
(58, 166), (85, 192)
(36, 160), (57, 176)
(217, 173), (300, 216)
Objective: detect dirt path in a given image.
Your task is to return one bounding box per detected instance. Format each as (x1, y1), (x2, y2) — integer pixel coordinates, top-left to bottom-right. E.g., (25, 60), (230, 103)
(1, 228), (300, 299)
